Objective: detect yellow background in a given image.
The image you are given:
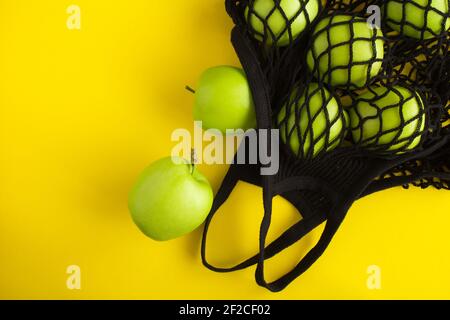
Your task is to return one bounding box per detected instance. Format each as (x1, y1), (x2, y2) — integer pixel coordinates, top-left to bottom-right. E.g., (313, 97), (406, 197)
(1, 0), (450, 299)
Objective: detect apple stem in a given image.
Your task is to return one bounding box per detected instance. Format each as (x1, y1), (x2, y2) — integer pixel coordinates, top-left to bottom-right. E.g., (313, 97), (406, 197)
(190, 149), (196, 175)
(185, 85), (196, 94)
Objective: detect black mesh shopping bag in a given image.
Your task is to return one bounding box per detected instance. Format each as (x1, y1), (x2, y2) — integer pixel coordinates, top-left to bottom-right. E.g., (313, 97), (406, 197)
(201, 0), (450, 292)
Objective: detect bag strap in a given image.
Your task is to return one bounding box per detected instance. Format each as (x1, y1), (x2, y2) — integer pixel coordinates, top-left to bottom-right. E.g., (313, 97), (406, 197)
(255, 187), (349, 292)
(200, 162), (338, 274)
(201, 202), (326, 272)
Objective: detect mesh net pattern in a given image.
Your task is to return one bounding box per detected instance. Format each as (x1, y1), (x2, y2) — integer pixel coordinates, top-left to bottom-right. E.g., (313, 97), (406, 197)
(306, 14), (385, 89)
(383, 0), (450, 41)
(232, 0), (450, 182)
(276, 82), (348, 159)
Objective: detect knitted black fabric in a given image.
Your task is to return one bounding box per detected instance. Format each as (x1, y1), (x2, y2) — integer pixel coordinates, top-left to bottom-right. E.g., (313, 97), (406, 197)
(202, 0), (450, 292)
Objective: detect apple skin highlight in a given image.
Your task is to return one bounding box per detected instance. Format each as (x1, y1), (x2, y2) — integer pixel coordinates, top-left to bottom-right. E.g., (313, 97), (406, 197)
(277, 82), (348, 158)
(349, 85), (426, 154)
(129, 157), (213, 241)
(306, 14), (385, 88)
(245, 0), (321, 46)
(193, 66), (256, 134)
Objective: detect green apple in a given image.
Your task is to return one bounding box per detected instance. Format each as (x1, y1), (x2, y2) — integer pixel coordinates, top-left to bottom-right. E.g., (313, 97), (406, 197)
(307, 14), (385, 88)
(193, 66), (256, 134)
(277, 82), (347, 158)
(245, 0), (321, 46)
(385, 0), (450, 40)
(129, 156), (213, 241)
(349, 85), (426, 154)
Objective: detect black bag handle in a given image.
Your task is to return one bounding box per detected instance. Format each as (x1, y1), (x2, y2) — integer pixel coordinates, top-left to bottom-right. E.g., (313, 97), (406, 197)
(201, 194), (326, 273)
(201, 166), (334, 273)
(255, 203), (347, 292)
